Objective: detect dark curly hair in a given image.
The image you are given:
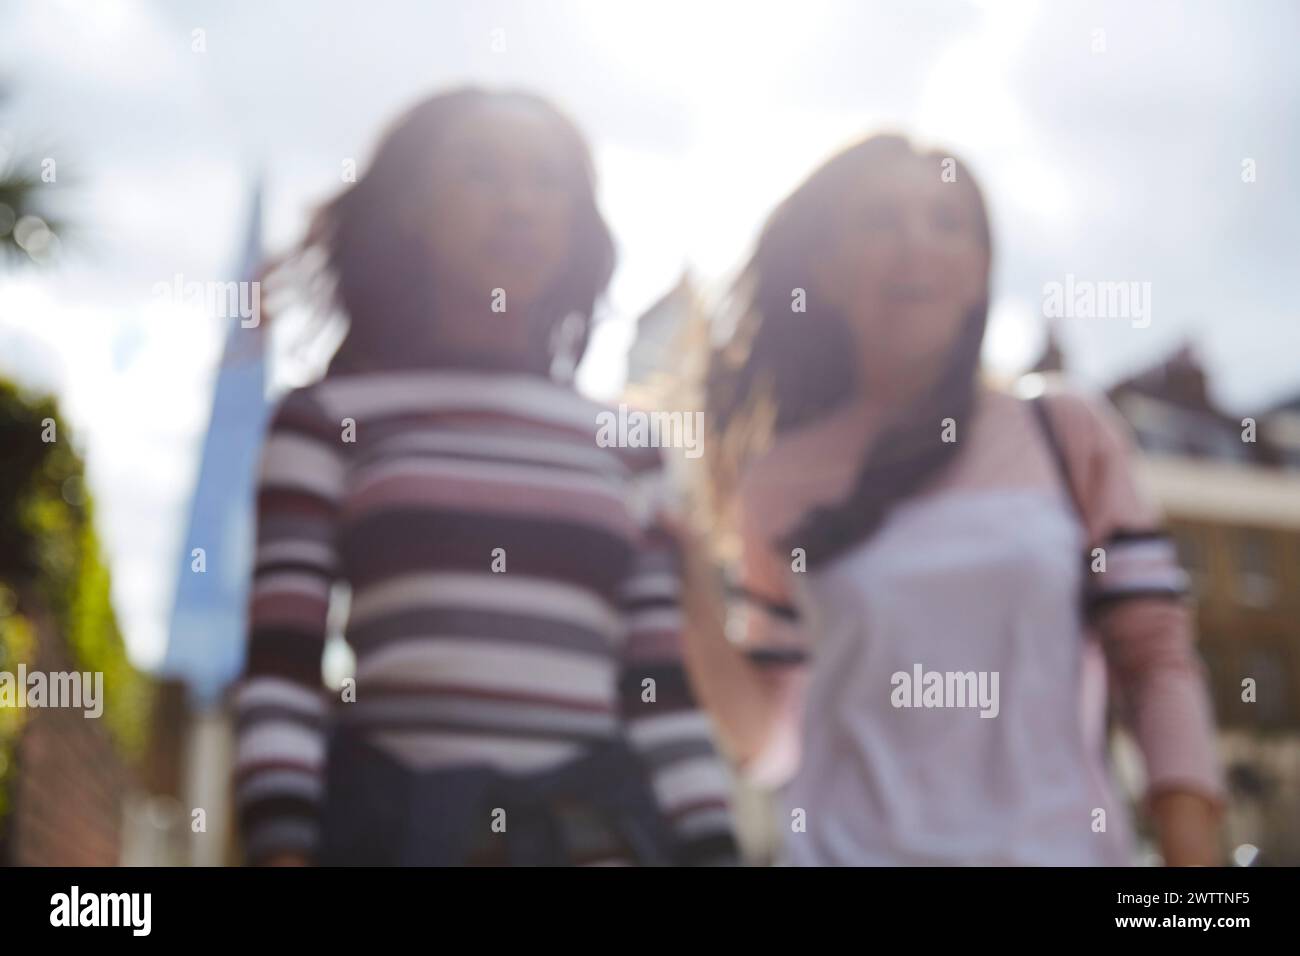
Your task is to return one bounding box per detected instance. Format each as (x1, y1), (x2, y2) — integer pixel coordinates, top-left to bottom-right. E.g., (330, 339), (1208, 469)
(264, 87), (615, 379)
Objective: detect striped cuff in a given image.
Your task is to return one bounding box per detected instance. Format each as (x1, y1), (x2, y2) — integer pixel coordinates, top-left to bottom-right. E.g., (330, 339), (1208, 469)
(239, 799), (322, 865)
(725, 583), (809, 667)
(233, 676), (328, 864)
(1085, 530), (1189, 616)
(625, 711), (738, 863)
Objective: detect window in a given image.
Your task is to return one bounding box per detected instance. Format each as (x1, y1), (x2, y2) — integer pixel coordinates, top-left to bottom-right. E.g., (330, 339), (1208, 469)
(1202, 426), (1250, 462)
(1241, 646), (1291, 726)
(1235, 529), (1276, 607)
(1172, 527), (1206, 596)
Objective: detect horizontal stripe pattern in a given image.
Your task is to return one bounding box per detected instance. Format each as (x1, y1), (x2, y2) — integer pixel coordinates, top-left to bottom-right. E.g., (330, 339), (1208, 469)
(725, 587), (812, 667)
(1085, 529), (1189, 615)
(618, 527), (734, 844)
(234, 373), (734, 863)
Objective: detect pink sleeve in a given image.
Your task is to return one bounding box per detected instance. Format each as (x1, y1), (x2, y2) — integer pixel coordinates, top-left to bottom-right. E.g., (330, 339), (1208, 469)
(723, 498), (813, 787)
(1048, 389), (1226, 810)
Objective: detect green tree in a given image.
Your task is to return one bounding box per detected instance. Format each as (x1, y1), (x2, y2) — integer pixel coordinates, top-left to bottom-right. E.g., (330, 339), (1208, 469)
(0, 85), (65, 267)
(0, 379), (152, 840)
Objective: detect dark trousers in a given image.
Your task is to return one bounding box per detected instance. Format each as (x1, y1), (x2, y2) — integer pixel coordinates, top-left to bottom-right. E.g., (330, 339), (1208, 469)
(318, 727), (678, 866)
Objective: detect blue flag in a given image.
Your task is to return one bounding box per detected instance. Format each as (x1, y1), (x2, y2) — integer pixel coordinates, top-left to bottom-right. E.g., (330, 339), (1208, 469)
(163, 180), (271, 707)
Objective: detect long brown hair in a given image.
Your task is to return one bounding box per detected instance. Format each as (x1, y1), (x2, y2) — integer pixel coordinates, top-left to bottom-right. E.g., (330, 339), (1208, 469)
(263, 87), (615, 378)
(703, 133), (992, 569)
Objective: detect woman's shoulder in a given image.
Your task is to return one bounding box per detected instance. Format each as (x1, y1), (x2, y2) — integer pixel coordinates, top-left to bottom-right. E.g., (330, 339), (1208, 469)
(1004, 375), (1153, 517)
(264, 380), (335, 434)
(295, 368), (605, 431)
(738, 397), (880, 545)
(1004, 373), (1134, 454)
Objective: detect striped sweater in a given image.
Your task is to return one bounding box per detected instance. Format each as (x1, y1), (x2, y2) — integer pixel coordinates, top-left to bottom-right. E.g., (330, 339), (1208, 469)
(233, 369), (736, 864)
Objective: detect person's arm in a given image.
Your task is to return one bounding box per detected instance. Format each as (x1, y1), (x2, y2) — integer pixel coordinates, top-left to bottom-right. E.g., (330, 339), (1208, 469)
(1096, 596), (1224, 866)
(1049, 389), (1226, 866)
(1149, 787), (1222, 867)
(232, 387), (343, 866)
(619, 488), (740, 865)
(672, 501), (810, 787)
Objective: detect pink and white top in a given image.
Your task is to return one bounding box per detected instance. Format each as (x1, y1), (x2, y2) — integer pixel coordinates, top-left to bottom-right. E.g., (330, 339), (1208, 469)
(732, 381), (1225, 865)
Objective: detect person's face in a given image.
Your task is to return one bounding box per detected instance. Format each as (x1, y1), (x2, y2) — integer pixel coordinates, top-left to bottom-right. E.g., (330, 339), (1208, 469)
(811, 156), (989, 398)
(422, 101), (578, 337)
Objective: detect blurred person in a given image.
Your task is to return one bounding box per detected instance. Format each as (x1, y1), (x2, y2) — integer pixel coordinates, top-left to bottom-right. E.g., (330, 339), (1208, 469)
(233, 88), (737, 866)
(678, 133), (1224, 865)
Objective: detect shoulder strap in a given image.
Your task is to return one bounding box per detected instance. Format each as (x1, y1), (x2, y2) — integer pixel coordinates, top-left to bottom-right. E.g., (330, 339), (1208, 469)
(1028, 394), (1084, 523)
(1029, 394), (1105, 640)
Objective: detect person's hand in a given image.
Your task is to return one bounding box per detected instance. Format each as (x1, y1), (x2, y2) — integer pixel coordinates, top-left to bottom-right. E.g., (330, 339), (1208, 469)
(261, 852), (310, 866)
(1150, 790), (1222, 866)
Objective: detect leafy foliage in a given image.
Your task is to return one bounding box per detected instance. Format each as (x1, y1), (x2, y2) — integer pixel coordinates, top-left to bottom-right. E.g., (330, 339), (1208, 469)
(0, 377), (153, 827)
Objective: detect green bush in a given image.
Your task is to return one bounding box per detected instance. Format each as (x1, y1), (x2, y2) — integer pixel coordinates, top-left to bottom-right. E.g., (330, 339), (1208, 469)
(0, 377), (153, 827)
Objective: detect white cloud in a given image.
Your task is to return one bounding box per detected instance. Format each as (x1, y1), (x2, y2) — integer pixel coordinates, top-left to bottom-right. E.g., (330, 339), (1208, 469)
(2, 0), (1297, 678)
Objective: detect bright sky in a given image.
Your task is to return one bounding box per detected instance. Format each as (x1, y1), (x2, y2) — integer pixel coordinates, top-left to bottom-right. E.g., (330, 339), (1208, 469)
(1, 0), (1297, 669)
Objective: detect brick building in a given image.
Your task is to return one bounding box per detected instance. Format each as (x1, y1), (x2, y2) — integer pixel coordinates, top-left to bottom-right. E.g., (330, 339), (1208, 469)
(4, 593), (129, 866)
(1033, 332), (1300, 863)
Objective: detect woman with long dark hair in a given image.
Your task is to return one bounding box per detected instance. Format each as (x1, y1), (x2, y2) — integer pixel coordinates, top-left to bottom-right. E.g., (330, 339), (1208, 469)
(681, 133), (1223, 865)
(233, 88), (737, 866)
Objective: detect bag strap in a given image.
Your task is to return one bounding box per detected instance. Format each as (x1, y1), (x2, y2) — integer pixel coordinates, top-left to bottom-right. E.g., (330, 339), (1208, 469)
(1030, 396), (1117, 736)
(1028, 394), (1085, 524)
(1028, 393), (1112, 665)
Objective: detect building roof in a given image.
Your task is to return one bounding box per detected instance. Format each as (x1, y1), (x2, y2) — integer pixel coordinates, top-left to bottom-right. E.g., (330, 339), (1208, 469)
(625, 271), (697, 389)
